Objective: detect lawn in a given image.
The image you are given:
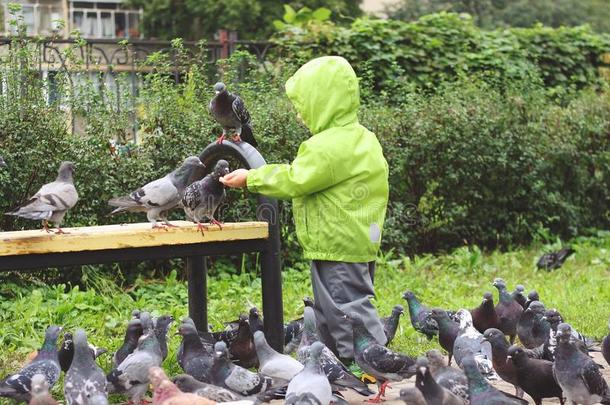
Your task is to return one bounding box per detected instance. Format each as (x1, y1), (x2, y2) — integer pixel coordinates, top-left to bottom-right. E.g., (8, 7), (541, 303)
(0, 231), (609, 402)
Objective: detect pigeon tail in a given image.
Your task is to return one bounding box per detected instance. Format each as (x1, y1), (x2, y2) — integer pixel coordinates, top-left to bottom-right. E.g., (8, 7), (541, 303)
(108, 196), (140, 208)
(240, 124), (258, 147)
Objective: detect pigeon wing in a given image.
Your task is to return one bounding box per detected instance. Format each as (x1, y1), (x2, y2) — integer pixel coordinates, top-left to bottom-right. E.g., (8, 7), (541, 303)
(132, 177), (180, 208)
(362, 344), (413, 374)
(232, 95), (251, 126)
(580, 360), (610, 398)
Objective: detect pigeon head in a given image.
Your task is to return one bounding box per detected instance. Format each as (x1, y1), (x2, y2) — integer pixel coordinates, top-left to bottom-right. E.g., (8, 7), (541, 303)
(214, 341), (229, 359)
(542, 309), (563, 329)
(506, 345), (527, 367)
(57, 161), (75, 181)
(430, 308), (449, 322)
(126, 319), (143, 336)
(45, 325), (63, 343)
(482, 292), (493, 303)
(182, 156), (205, 168)
(171, 374), (199, 392)
(253, 330), (268, 348)
(425, 349), (445, 371)
(514, 284), (525, 293)
(482, 328), (507, 348)
(214, 82), (227, 94)
(456, 309), (473, 328)
(62, 332), (73, 350)
(392, 305), (404, 316)
(138, 311), (154, 332)
(249, 307), (260, 319)
(212, 159), (231, 178)
(303, 296), (314, 307)
(72, 328), (91, 356)
(492, 278), (506, 290)
(177, 321), (198, 337)
(402, 290), (416, 301)
(527, 290), (539, 301)
(30, 374), (50, 396)
(526, 301), (545, 314)
(132, 309), (141, 319)
(555, 323), (573, 342)
(155, 315), (174, 333)
(415, 356), (429, 377)
(309, 341), (324, 360)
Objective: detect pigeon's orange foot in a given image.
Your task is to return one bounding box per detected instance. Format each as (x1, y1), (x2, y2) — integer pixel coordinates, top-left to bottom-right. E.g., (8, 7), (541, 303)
(210, 219), (223, 230)
(163, 222), (178, 228)
(152, 223), (169, 231)
(232, 134), (242, 143)
(42, 220), (52, 233)
(216, 134), (226, 144)
(196, 222), (208, 236)
(380, 381), (391, 397)
(54, 227), (69, 235)
(365, 394), (384, 403)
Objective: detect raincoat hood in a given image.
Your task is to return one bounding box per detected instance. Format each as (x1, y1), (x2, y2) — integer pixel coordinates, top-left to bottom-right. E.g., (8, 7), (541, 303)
(285, 56), (360, 134)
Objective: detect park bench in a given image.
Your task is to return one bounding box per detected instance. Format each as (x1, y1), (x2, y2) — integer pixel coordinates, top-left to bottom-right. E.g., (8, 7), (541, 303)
(0, 142), (285, 351)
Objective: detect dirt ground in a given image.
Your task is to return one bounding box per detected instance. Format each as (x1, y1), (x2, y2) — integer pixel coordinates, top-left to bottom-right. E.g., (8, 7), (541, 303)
(337, 352), (610, 404)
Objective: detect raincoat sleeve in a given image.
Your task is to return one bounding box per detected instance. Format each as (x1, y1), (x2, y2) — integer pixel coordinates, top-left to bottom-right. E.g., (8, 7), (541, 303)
(247, 141), (342, 199)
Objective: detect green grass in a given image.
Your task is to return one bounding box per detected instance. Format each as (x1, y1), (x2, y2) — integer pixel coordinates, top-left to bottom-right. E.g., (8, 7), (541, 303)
(0, 232), (609, 402)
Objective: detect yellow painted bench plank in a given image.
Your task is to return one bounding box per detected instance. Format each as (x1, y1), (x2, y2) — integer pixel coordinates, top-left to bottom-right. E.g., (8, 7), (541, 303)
(0, 221), (269, 256)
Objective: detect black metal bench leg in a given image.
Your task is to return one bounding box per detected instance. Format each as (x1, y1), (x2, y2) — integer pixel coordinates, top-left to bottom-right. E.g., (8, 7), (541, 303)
(186, 256), (207, 332)
(261, 247), (283, 352)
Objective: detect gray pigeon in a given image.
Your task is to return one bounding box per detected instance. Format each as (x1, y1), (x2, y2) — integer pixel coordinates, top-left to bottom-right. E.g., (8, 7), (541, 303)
(29, 374), (57, 405)
(511, 285), (527, 309)
(210, 341), (274, 396)
(542, 308), (593, 361)
(64, 329), (108, 405)
(177, 318), (214, 383)
(399, 387), (426, 405)
(209, 82), (257, 146)
(286, 342), (332, 405)
(426, 349), (469, 403)
(172, 374), (245, 402)
(524, 290), (539, 309)
(297, 307), (373, 397)
(58, 332), (108, 373)
(347, 312), (415, 402)
(113, 318), (143, 367)
(153, 314), (174, 361)
(182, 159), (230, 233)
(461, 353), (527, 405)
(106, 312), (162, 403)
(0, 326), (62, 403)
(109, 156), (204, 229)
(382, 305), (404, 346)
(553, 323), (610, 405)
(516, 301), (550, 349)
(6, 162), (78, 233)
(414, 357), (466, 405)
(254, 330), (303, 381)
(452, 309), (495, 379)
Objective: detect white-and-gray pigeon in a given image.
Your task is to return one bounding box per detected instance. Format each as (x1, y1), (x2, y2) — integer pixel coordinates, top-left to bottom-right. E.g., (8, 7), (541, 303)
(29, 374), (57, 405)
(452, 309), (496, 379)
(0, 326), (62, 403)
(6, 162), (78, 233)
(286, 342), (332, 405)
(553, 323), (610, 405)
(182, 159), (230, 233)
(253, 330), (303, 381)
(209, 82), (257, 146)
(108, 156), (205, 229)
(106, 312), (162, 403)
(64, 329), (108, 405)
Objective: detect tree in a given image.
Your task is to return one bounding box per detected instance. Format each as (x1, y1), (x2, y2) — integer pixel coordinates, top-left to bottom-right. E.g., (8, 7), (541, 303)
(127, 0), (362, 40)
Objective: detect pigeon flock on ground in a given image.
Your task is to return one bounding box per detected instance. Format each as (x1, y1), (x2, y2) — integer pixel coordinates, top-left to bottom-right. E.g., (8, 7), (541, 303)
(1, 280), (608, 405)
(3, 82), (257, 233)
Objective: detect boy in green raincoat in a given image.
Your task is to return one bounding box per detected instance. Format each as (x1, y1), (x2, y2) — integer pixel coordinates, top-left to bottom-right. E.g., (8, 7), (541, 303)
(221, 56), (389, 361)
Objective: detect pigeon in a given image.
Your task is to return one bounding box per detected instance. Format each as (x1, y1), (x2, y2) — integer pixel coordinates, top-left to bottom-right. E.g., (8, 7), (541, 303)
(177, 318), (214, 383)
(209, 82), (257, 146)
(552, 323), (610, 405)
(28, 374), (57, 405)
(452, 309), (494, 378)
(113, 318), (143, 367)
(284, 297), (314, 354)
(182, 159), (230, 233)
(6, 161), (78, 233)
(516, 301), (550, 349)
(109, 156), (205, 229)
(249, 307), (264, 333)
(414, 357), (466, 405)
(382, 305), (404, 346)
(64, 329), (108, 405)
(106, 312), (162, 403)
(347, 312), (415, 402)
(461, 352), (528, 405)
(399, 387), (426, 405)
(426, 349), (469, 402)
(470, 292), (501, 334)
(210, 341), (273, 396)
(506, 345), (564, 405)
(524, 290), (539, 309)
(154, 314), (174, 361)
(430, 308), (460, 365)
(58, 332), (107, 373)
(492, 278), (523, 343)
(286, 342), (332, 405)
(0, 326), (62, 403)
(149, 367), (215, 405)
(482, 328), (522, 397)
(402, 290), (438, 340)
(511, 285), (527, 309)
(602, 320), (610, 365)
(536, 247), (575, 270)
(254, 330), (303, 380)
(172, 374), (244, 402)
(228, 314), (259, 369)
(297, 307), (374, 397)
(541, 308), (593, 361)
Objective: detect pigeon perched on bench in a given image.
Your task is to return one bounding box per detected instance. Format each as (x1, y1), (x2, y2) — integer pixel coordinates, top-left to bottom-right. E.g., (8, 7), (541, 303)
(6, 162), (78, 234)
(64, 329), (108, 405)
(108, 156), (205, 229)
(0, 326), (62, 403)
(182, 159), (230, 234)
(209, 82), (258, 146)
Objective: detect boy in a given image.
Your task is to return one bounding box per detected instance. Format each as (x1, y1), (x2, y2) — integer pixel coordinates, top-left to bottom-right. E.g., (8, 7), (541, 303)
(220, 56), (389, 362)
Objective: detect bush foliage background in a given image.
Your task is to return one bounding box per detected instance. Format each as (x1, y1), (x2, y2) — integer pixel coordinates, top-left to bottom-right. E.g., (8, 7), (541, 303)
(1, 13), (609, 271)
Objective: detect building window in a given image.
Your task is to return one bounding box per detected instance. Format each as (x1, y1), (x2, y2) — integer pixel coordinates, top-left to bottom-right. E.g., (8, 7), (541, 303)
(69, 3), (143, 39)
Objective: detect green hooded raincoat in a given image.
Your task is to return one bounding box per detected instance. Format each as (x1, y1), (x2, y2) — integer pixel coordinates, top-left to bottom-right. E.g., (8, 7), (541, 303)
(247, 56), (389, 262)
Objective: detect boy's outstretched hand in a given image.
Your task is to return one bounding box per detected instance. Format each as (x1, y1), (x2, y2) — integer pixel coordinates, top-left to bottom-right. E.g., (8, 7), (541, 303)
(220, 169), (249, 188)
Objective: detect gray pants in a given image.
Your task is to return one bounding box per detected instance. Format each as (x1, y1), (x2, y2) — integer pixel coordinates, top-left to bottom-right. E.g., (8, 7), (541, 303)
(310, 260), (387, 358)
